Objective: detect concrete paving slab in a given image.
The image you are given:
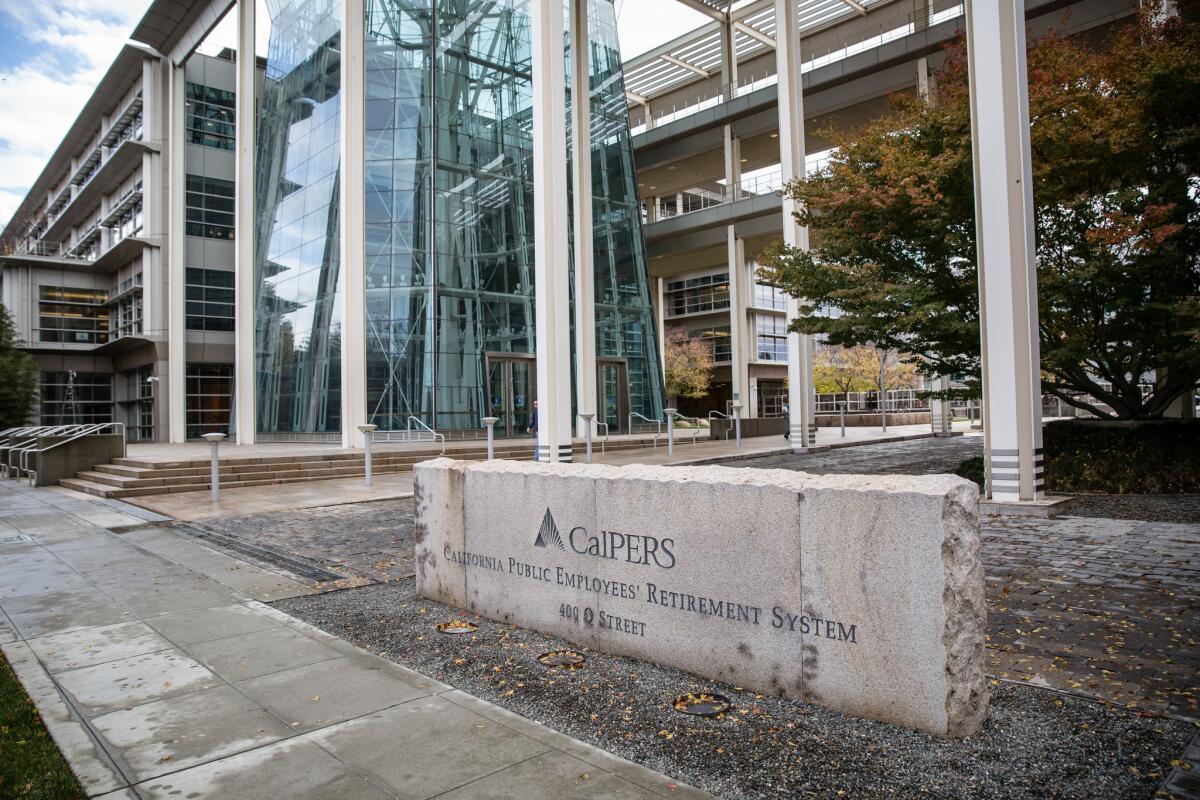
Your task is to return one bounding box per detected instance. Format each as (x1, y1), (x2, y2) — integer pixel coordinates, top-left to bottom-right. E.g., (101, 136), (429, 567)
(440, 690), (709, 800)
(134, 738), (393, 800)
(28, 621), (174, 673)
(1, 588), (137, 638)
(307, 696), (550, 799)
(234, 656), (430, 732)
(1, 641), (126, 796)
(183, 626), (341, 681)
(114, 586), (242, 617)
(0, 569), (92, 600)
(0, 607), (17, 644)
(90, 684), (292, 782)
(56, 648), (219, 716)
(436, 750), (660, 800)
(144, 603), (284, 646)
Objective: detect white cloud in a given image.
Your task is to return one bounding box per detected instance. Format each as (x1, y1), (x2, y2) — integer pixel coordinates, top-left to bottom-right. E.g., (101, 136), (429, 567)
(0, 0), (148, 228)
(615, 0), (708, 58)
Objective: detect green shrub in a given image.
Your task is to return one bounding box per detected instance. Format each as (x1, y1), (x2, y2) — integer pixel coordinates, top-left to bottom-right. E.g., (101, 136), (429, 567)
(955, 420), (1200, 494)
(1043, 419), (1200, 494)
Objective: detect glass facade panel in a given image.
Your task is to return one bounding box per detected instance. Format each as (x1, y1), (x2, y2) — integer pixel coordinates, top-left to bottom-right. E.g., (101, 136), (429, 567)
(254, 0), (343, 434)
(186, 268), (235, 331)
(38, 287), (109, 344)
(186, 175), (235, 239)
(254, 0), (663, 435)
(755, 314), (787, 361)
(665, 272), (730, 317)
(40, 371), (113, 425)
(360, 0), (662, 432)
(186, 363), (233, 438)
(186, 82), (236, 150)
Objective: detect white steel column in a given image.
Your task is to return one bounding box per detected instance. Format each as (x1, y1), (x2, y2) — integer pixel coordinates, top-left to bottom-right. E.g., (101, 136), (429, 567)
(234, 0), (257, 445)
(571, 0), (597, 439)
(966, 0), (1044, 501)
(340, 0), (368, 449)
(167, 63), (187, 443)
(775, 0), (814, 449)
(532, 0), (573, 462)
(655, 277), (667, 376)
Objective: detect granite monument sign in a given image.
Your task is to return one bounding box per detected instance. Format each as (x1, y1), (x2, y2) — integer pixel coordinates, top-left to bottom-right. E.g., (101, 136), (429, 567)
(414, 459), (987, 737)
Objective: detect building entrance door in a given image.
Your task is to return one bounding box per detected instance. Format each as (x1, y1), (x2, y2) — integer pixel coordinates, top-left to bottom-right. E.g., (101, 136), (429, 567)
(597, 358), (629, 434)
(486, 354), (536, 438)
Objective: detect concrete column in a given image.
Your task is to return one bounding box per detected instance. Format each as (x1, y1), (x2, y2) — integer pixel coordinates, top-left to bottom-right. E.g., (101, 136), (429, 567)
(655, 276), (667, 376)
(775, 0), (814, 449)
(233, 0), (257, 445)
(719, 14), (737, 99)
(532, 0), (573, 462)
(571, 0), (597, 439)
(340, 0), (368, 449)
(931, 374), (953, 433)
(167, 63), (187, 443)
(726, 228), (744, 417)
(966, 0), (1044, 500)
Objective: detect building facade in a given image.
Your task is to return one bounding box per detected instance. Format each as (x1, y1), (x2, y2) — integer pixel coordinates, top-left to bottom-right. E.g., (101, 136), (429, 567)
(1, 0), (663, 444)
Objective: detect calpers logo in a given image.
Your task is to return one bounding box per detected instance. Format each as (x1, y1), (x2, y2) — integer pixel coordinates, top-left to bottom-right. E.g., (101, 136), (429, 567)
(533, 508), (565, 551)
(532, 508), (676, 569)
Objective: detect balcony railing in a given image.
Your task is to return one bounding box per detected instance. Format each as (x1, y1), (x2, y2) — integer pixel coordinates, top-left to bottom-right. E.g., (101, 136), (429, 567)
(628, 1), (965, 137)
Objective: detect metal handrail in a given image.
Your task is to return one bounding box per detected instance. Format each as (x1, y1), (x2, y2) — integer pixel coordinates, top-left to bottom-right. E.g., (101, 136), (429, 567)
(408, 416), (446, 455)
(20, 422), (126, 483)
(707, 410), (733, 439)
(594, 421), (609, 453)
(4, 425), (89, 477)
(669, 412), (704, 445)
(628, 412), (663, 447)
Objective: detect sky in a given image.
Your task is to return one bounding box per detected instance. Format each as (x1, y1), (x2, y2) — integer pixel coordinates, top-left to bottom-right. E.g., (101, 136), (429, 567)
(0, 0), (707, 229)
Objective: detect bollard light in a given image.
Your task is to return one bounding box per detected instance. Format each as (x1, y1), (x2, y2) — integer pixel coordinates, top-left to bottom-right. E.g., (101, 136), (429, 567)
(731, 404), (742, 449)
(201, 433), (226, 504)
(579, 413), (595, 463)
(482, 417), (499, 460)
(839, 402), (846, 438)
(664, 408), (677, 456)
(358, 424), (378, 487)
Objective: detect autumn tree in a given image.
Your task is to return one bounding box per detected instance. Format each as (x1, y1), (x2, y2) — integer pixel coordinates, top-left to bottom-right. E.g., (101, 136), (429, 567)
(0, 306), (38, 428)
(814, 346), (880, 401)
(663, 328), (714, 403)
(760, 6), (1200, 419)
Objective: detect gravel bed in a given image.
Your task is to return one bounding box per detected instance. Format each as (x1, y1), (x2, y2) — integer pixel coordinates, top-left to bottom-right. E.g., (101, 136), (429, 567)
(275, 580), (1192, 800)
(1067, 494), (1200, 524)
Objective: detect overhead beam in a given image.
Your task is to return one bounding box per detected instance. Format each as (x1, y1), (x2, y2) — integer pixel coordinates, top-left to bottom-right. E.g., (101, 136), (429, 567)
(626, 90), (650, 105)
(671, 0), (726, 23)
(734, 20), (775, 48)
(839, 0), (869, 15)
(661, 53), (713, 77)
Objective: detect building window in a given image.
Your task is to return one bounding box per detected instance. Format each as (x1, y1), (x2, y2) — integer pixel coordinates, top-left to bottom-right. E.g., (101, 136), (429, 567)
(665, 272), (730, 317)
(186, 175), (235, 240)
(112, 202), (144, 245)
(112, 293), (143, 338)
(125, 367), (154, 441)
(758, 381), (787, 417)
(38, 287), (109, 344)
(754, 281), (787, 311)
(186, 83), (235, 150)
(39, 371), (113, 425)
(186, 268), (235, 331)
(756, 315), (788, 361)
(186, 364), (232, 439)
(689, 325), (732, 363)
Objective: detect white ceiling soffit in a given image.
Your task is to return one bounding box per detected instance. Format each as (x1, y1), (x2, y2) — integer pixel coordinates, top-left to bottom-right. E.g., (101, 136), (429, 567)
(624, 0), (894, 103)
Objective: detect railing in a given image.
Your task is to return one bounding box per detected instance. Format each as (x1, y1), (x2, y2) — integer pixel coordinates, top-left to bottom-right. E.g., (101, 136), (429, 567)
(668, 412), (705, 445)
(368, 416), (446, 454)
(707, 410), (733, 439)
(2, 425), (97, 479)
(20, 422), (126, 484)
(814, 390), (930, 414)
(628, 412), (664, 446)
(645, 159), (836, 225)
(594, 421), (610, 453)
(628, 1), (965, 136)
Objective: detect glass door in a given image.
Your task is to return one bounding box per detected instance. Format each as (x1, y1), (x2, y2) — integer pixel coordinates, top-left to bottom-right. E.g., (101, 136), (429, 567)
(485, 355), (536, 437)
(597, 359), (629, 434)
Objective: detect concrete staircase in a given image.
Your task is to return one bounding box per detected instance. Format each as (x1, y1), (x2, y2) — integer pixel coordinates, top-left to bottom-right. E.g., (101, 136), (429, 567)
(58, 437), (657, 499)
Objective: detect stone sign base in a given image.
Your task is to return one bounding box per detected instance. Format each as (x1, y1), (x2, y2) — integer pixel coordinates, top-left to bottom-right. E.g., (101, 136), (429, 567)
(414, 459), (987, 737)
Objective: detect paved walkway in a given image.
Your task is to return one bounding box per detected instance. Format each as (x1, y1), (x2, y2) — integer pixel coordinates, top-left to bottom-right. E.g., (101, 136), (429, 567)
(0, 482), (708, 799)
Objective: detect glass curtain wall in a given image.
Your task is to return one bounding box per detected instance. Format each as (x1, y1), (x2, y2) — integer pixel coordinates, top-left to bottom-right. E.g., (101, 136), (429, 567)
(254, 0), (344, 435)
(363, 0), (663, 433)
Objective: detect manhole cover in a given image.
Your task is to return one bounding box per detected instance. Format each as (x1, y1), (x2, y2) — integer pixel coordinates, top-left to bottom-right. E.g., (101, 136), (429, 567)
(537, 649), (586, 668)
(435, 620), (478, 635)
(673, 692), (731, 717)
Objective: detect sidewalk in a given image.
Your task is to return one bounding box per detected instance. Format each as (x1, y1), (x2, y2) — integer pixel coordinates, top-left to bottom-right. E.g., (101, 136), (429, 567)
(0, 481), (708, 799)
